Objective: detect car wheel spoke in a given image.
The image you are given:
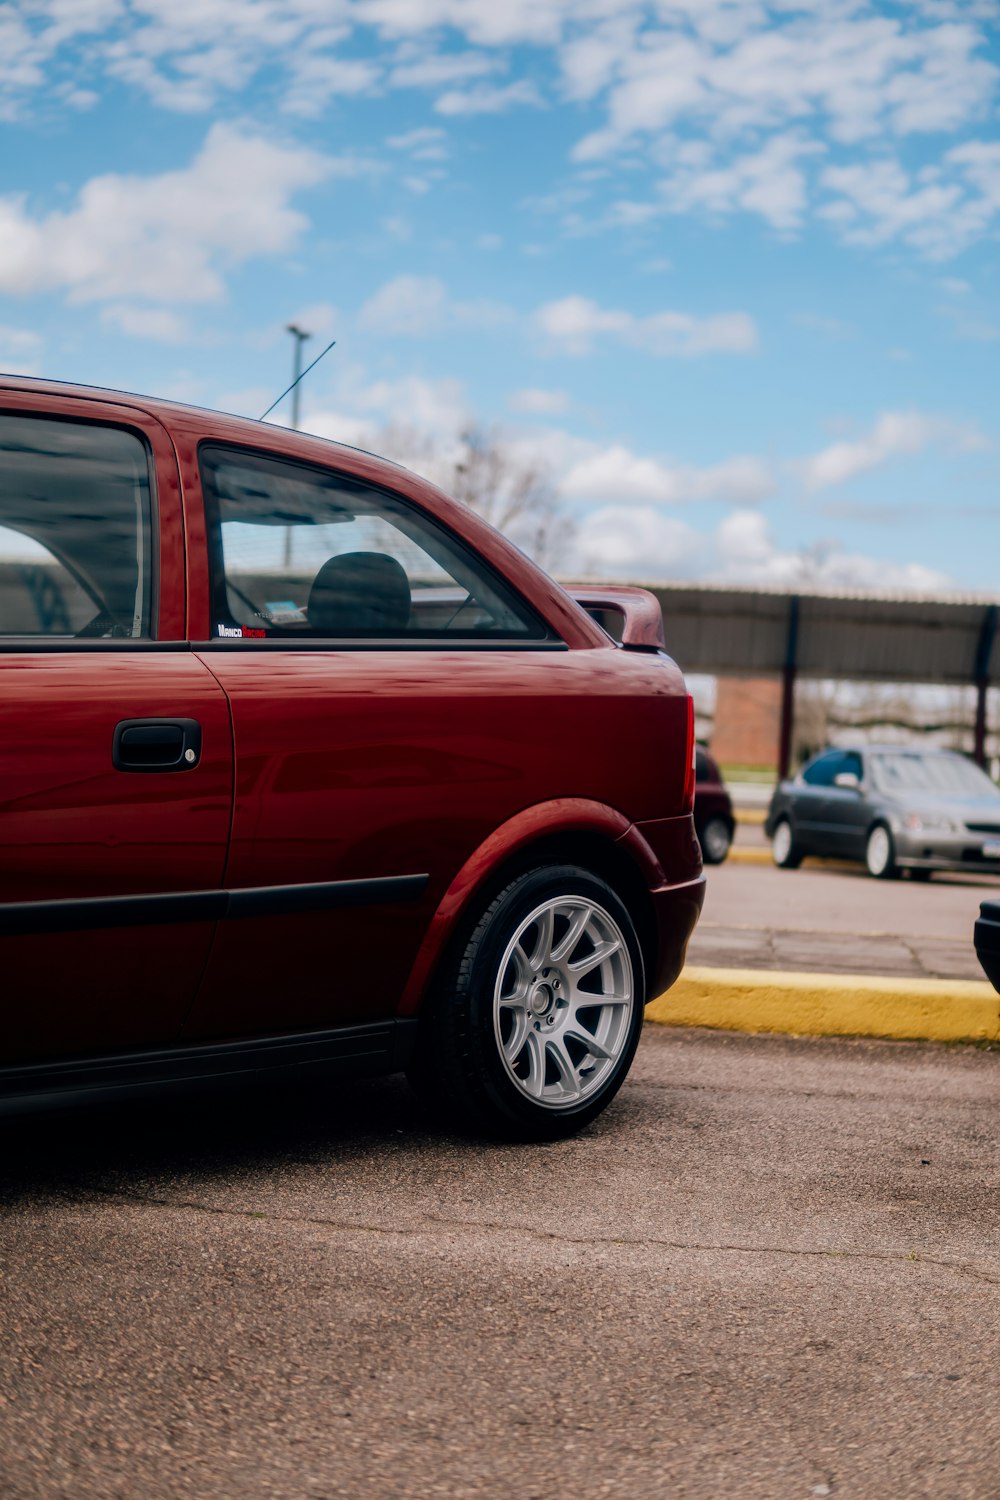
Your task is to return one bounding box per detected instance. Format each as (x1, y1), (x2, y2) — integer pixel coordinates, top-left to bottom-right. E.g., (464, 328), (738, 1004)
(492, 893), (635, 1113)
(550, 905), (591, 965)
(567, 937), (621, 979)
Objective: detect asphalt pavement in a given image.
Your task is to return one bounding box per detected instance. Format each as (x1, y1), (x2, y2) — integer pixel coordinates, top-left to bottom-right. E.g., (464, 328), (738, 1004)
(1, 1026), (997, 1499)
(690, 858), (994, 980)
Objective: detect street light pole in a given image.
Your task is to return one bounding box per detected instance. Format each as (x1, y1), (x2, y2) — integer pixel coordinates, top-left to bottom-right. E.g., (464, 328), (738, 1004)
(284, 324), (311, 569)
(287, 323), (311, 430)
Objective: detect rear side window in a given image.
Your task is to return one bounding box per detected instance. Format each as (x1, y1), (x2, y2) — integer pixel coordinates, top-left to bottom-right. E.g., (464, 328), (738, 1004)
(0, 412), (153, 638)
(199, 445), (548, 642)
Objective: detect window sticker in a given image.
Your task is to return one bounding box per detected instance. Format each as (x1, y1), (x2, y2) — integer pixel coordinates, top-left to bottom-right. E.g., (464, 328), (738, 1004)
(264, 600), (307, 623)
(217, 623), (266, 639)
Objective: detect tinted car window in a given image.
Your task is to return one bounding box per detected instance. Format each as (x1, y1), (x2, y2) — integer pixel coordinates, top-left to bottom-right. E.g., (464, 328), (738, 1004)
(199, 446), (548, 642)
(801, 751), (846, 787)
(0, 412), (153, 638)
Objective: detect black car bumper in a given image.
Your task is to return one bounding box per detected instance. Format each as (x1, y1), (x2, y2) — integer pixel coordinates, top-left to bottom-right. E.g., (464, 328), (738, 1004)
(974, 900), (1000, 992)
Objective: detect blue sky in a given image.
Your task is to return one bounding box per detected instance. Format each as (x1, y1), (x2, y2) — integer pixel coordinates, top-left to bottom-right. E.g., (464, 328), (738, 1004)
(1, 0), (999, 591)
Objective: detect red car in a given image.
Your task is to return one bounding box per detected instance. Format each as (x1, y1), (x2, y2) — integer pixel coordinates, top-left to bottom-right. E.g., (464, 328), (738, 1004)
(694, 748), (735, 865)
(0, 377), (704, 1138)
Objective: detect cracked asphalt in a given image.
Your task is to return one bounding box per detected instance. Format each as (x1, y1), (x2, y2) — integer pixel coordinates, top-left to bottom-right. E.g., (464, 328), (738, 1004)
(1, 1026), (998, 1498)
(689, 861), (993, 979)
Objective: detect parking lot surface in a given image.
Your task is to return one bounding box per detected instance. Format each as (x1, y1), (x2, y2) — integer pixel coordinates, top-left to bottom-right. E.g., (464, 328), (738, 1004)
(691, 861), (994, 979)
(1, 1026), (997, 1499)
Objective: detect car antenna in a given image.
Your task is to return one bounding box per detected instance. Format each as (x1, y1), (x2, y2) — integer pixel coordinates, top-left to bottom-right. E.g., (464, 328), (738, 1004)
(258, 338), (337, 422)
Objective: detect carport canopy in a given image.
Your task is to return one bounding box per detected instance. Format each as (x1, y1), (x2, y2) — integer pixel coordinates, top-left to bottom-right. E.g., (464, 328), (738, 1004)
(570, 580), (1000, 776)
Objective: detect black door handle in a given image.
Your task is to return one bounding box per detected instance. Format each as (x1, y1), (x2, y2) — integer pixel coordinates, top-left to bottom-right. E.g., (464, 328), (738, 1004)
(113, 718), (202, 772)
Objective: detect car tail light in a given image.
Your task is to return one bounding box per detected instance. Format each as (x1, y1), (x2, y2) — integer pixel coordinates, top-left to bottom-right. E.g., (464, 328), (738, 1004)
(682, 697), (696, 810)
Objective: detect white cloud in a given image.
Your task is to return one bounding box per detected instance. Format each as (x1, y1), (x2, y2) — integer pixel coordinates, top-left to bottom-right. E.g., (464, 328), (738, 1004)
(798, 410), (991, 491)
(571, 505), (953, 592)
(301, 371), (470, 447)
(0, 124), (331, 306)
(387, 48), (498, 90)
(386, 125), (449, 158)
(282, 53), (381, 117)
(508, 387), (571, 415)
(434, 79), (543, 115)
(536, 294), (758, 356)
(561, 446), (774, 505)
(101, 304), (192, 343)
(658, 132), (825, 232)
(4, 4), (1000, 259)
(358, 274), (513, 334)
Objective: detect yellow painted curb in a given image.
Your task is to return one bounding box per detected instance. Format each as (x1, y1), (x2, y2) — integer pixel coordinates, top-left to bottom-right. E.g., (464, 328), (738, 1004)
(646, 965), (1000, 1043)
(734, 808), (767, 826)
(727, 846), (774, 866)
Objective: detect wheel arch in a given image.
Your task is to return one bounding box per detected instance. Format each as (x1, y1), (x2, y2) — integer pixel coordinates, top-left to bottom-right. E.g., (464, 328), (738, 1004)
(397, 799), (662, 1019)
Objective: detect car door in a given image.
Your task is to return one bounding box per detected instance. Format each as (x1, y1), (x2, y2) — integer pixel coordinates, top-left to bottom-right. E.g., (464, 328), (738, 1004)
(790, 751), (843, 850)
(0, 394), (233, 1064)
(176, 439), (667, 1044)
(817, 750), (869, 856)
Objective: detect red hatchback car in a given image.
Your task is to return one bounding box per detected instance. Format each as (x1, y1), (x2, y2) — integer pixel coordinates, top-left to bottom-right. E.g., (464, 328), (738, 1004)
(0, 377), (704, 1137)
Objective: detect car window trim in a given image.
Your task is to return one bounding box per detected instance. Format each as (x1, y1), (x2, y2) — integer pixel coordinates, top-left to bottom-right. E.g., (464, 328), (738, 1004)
(194, 638), (570, 653)
(196, 438), (561, 648)
(0, 406), (162, 642)
(0, 639), (192, 653)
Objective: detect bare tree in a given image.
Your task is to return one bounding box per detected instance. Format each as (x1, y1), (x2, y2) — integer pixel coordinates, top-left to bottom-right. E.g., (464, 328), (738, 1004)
(372, 421), (570, 573)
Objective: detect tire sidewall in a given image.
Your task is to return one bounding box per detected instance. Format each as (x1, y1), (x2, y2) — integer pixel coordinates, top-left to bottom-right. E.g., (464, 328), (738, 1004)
(866, 823), (894, 878)
(700, 816), (732, 865)
(456, 865), (646, 1136)
(772, 818), (794, 867)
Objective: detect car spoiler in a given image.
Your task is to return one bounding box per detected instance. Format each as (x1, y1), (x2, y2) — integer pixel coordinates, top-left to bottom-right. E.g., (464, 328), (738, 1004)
(568, 587), (665, 651)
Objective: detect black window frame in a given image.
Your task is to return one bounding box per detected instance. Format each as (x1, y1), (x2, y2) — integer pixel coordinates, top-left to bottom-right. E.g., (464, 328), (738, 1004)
(0, 408), (159, 646)
(195, 441), (560, 650)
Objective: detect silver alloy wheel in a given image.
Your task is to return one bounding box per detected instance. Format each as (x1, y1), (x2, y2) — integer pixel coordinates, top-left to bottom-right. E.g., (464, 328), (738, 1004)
(493, 896), (634, 1111)
(701, 817), (731, 862)
(866, 825), (891, 876)
(772, 820), (793, 865)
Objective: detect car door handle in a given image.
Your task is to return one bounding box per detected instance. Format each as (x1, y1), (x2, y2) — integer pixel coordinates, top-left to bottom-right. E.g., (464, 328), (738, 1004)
(113, 718), (202, 772)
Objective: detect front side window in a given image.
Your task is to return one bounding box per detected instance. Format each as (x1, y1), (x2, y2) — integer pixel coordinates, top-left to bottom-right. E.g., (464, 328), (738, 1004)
(199, 445), (548, 642)
(801, 751), (843, 787)
(0, 412), (153, 638)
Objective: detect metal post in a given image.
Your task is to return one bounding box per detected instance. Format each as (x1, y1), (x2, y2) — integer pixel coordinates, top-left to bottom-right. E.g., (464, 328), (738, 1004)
(284, 324), (310, 569)
(973, 604), (998, 768)
(778, 595), (800, 781)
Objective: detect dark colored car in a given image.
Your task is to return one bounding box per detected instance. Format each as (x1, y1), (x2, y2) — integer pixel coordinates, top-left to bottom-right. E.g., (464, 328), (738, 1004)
(974, 901), (1000, 990)
(766, 744), (1000, 879)
(0, 375), (705, 1137)
(694, 748), (735, 864)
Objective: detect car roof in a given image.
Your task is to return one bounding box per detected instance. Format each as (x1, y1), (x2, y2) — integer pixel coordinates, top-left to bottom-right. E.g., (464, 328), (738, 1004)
(0, 371), (419, 493)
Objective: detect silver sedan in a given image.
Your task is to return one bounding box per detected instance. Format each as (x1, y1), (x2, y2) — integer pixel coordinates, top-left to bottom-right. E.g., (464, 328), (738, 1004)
(765, 745), (1000, 879)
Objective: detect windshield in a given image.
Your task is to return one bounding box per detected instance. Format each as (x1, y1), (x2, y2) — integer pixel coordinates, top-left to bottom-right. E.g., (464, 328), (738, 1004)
(870, 752), (1000, 799)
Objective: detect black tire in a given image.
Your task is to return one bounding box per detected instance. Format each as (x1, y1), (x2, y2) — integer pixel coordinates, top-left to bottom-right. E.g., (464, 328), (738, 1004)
(407, 864), (646, 1140)
(865, 823), (898, 879)
(699, 815), (733, 865)
(771, 817), (803, 869)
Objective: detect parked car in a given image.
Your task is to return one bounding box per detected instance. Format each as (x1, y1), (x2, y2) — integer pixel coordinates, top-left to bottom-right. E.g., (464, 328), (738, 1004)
(973, 901), (1000, 990)
(766, 744), (1000, 879)
(694, 747), (735, 864)
(0, 375), (705, 1137)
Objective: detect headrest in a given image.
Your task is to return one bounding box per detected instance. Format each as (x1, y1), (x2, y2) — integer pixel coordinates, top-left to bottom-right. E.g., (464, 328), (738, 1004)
(307, 551), (411, 634)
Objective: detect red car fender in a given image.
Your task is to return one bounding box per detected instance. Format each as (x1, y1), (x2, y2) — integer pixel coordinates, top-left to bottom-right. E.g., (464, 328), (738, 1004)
(396, 797), (666, 1018)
